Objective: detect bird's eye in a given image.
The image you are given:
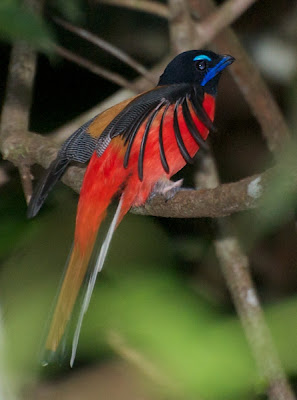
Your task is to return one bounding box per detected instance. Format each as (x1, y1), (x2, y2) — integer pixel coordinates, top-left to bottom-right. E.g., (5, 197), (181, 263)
(196, 60), (206, 71)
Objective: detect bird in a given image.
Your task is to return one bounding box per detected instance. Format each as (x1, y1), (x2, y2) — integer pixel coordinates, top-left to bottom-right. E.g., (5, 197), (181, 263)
(27, 50), (234, 366)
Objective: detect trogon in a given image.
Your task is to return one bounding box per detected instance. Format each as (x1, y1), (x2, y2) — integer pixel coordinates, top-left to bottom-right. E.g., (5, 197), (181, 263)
(28, 50), (235, 365)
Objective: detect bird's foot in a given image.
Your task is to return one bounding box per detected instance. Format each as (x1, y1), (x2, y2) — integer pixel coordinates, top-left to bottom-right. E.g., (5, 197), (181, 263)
(149, 178), (184, 201)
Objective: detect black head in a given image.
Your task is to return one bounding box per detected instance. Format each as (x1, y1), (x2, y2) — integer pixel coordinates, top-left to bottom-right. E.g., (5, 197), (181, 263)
(158, 50), (235, 95)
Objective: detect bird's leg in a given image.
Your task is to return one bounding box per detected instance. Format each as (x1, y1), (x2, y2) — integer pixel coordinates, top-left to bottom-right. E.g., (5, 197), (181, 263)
(149, 177), (184, 201)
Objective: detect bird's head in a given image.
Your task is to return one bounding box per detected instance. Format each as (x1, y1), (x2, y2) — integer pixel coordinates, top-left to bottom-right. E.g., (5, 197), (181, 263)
(158, 50), (235, 95)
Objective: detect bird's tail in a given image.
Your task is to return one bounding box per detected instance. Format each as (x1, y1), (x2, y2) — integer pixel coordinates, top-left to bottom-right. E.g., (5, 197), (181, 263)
(27, 157), (70, 218)
(43, 151), (135, 365)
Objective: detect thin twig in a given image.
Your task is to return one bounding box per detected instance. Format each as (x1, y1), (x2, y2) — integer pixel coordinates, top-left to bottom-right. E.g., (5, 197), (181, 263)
(53, 17), (155, 83)
(188, 0), (291, 153)
(96, 0), (169, 19)
(54, 45), (137, 91)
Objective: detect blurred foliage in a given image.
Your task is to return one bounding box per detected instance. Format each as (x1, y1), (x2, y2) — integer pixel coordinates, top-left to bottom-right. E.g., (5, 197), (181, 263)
(0, 184), (296, 400)
(0, 0), (53, 50)
(48, 0), (85, 22)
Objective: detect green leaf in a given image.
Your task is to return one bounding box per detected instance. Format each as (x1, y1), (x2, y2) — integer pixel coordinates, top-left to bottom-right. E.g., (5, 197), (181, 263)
(0, 1), (54, 51)
(49, 0), (85, 22)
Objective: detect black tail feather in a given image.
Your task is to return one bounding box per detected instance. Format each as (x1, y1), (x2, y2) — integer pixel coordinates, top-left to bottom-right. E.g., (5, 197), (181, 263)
(27, 158), (70, 219)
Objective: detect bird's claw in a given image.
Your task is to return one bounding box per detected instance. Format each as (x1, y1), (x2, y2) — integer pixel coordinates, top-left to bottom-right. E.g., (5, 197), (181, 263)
(149, 178), (184, 202)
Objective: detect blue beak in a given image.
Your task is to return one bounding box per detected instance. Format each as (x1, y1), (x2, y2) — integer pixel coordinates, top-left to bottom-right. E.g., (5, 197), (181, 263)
(201, 54), (235, 86)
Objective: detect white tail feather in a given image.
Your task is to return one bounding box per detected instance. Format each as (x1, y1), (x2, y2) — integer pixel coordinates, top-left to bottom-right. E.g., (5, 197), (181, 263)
(70, 196), (123, 367)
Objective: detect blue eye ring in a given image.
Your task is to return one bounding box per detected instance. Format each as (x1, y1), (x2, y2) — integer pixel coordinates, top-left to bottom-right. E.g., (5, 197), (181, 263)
(193, 55), (212, 62)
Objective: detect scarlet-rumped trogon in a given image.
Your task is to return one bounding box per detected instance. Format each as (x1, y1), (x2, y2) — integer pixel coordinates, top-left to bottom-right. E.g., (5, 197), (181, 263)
(28, 50), (235, 365)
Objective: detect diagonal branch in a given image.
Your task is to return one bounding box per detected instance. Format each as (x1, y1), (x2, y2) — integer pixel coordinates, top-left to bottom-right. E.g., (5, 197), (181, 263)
(194, 0), (258, 45)
(53, 17), (155, 83)
(54, 45), (137, 91)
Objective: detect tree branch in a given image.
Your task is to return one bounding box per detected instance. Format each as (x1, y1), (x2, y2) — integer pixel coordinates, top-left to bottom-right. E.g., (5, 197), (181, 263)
(54, 45), (137, 91)
(194, 0), (258, 46)
(0, 0), (44, 203)
(5, 127), (290, 220)
(53, 17), (155, 83)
